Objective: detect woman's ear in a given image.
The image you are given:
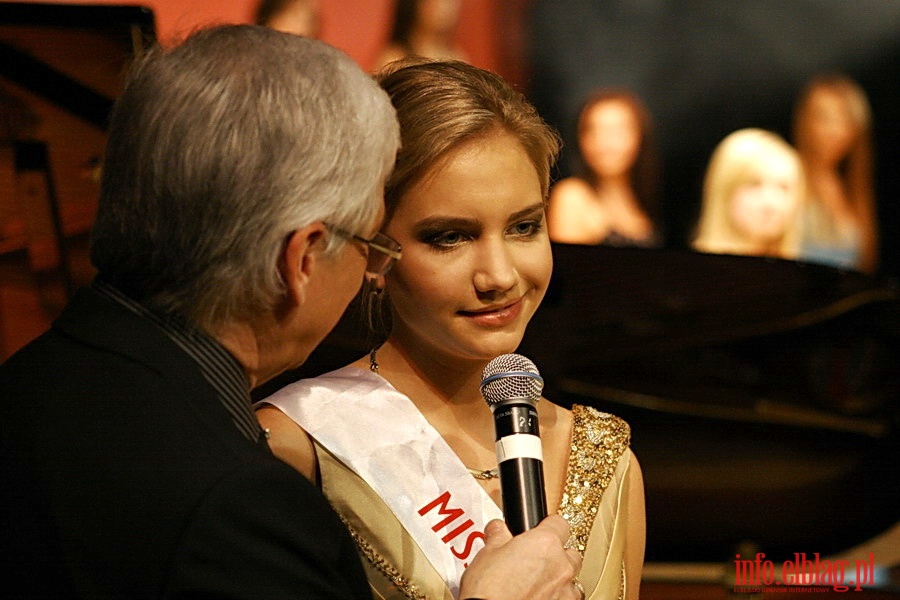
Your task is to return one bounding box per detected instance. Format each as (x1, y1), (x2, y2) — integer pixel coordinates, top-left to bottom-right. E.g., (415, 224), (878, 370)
(280, 222), (327, 307)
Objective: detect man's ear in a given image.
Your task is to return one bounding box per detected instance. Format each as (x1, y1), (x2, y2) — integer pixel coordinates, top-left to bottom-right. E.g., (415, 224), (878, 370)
(280, 222), (327, 307)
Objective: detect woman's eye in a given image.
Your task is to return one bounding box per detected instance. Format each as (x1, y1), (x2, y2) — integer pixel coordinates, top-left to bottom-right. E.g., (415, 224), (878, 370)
(509, 220), (544, 237)
(424, 230), (468, 248)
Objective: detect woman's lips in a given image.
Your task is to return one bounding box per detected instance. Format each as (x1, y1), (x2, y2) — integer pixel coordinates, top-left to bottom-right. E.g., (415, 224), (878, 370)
(459, 298), (523, 327)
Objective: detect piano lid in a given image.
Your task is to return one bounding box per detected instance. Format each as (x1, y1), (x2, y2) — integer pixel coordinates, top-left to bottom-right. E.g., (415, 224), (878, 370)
(520, 244), (900, 562)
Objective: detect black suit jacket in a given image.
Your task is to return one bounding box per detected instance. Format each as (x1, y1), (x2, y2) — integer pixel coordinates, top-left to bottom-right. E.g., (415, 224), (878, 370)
(0, 287), (370, 599)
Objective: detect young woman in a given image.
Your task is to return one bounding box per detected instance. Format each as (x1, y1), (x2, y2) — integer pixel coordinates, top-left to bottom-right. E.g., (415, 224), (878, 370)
(373, 0), (468, 72)
(548, 89), (661, 247)
(792, 73), (878, 273)
(257, 60), (645, 600)
(692, 128), (805, 260)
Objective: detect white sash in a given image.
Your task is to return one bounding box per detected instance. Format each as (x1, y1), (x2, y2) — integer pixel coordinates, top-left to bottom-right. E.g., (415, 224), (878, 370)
(260, 366), (504, 598)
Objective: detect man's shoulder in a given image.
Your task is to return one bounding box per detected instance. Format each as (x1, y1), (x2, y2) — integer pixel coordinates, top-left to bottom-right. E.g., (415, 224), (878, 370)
(166, 456), (371, 599)
(0, 316), (184, 405)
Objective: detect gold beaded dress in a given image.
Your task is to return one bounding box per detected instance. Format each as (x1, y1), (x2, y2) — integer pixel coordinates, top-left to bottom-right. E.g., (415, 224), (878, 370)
(261, 367), (634, 600)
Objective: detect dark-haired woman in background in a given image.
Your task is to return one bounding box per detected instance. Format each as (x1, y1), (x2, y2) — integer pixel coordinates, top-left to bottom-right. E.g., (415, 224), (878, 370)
(373, 0), (468, 71)
(548, 89), (662, 248)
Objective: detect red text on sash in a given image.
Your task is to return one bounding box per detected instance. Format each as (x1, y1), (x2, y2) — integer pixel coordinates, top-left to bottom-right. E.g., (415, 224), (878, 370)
(418, 491), (486, 566)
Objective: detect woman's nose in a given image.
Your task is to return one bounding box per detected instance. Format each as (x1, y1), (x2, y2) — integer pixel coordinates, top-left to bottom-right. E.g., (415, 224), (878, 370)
(473, 239), (518, 294)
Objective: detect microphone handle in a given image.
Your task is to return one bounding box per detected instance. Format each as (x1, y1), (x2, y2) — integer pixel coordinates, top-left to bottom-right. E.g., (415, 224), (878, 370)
(492, 400), (548, 535)
(499, 456), (547, 534)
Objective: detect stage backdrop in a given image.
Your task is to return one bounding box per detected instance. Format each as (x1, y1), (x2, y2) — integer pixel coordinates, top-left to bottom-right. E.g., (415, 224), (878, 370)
(9, 0), (511, 75)
(528, 0), (900, 277)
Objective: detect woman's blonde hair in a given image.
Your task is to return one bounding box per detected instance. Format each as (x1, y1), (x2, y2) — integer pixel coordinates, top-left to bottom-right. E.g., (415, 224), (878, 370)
(376, 58), (561, 220)
(693, 128), (804, 259)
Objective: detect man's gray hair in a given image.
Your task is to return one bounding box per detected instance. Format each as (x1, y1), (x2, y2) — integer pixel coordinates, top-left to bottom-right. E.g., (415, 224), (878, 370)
(91, 25), (399, 329)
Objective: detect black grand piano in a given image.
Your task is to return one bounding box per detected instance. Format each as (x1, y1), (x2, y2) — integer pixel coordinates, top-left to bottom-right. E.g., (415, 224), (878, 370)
(519, 244), (900, 564)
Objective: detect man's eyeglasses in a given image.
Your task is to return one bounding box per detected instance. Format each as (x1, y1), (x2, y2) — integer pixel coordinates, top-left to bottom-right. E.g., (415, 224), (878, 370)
(327, 224), (402, 278)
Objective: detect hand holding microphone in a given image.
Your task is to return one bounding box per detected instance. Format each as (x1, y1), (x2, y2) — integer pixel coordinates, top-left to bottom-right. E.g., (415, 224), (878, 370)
(458, 515), (583, 600)
(480, 353), (548, 535)
(460, 354), (584, 600)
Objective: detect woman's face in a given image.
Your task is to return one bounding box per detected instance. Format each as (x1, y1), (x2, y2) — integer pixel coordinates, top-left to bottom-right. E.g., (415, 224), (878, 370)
(579, 99), (641, 179)
(728, 152), (801, 247)
(383, 131), (552, 365)
(804, 87), (858, 167)
(417, 0), (461, 34)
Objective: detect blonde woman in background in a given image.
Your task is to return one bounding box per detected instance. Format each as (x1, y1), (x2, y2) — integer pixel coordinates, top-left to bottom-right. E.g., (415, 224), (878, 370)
(792, 73), (878, 273)
(692, 128), (805, 260)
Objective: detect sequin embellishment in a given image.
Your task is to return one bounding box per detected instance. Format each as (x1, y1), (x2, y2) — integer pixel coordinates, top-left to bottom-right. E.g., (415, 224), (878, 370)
(338, 513), (427, 600)
(559, 405), (630, 555)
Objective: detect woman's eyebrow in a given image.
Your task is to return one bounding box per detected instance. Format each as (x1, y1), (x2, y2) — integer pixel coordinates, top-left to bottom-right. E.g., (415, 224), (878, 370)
(508, 202), (546, 222)
(412, 202), (545, 231)
(412, 216), (481, 231)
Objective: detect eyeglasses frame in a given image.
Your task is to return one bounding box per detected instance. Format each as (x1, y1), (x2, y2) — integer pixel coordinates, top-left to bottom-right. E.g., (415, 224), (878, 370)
(326, 224), (402, 277)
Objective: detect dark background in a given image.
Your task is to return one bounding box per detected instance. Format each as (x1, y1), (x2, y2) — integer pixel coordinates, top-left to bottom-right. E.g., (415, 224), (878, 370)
(522, 2), (900, 563)
(526, 0), (900, 278)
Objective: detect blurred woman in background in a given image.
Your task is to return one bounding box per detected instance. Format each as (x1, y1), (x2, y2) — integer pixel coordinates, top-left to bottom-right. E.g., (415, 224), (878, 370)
(692, 128), (805, 260)
(548, 89), (662, 247)
(792, 73), (877, 273)
(373, 0), (468, 71)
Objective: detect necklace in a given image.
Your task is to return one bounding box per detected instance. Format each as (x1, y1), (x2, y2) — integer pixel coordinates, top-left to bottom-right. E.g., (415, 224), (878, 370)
(370, 347), (498, 481)
(467, 467), (500, 480)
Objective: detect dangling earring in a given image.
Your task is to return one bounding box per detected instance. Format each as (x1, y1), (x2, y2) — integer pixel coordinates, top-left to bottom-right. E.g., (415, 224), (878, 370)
(369, 346), (381, 373)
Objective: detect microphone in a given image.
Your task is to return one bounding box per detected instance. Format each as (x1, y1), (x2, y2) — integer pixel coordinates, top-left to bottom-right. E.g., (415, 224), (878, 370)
(480, 353), (547, 535)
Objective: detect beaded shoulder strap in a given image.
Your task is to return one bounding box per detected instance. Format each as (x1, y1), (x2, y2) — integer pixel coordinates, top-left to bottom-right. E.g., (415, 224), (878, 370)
(337, 512), (428, 600)
(558, 405), (631, 554)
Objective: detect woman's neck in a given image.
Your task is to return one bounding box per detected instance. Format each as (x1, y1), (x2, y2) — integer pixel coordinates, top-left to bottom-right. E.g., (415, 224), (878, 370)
(807, 167), (858, 221)
(371, 338), (500, 469)
(596, 177), (640, 207)
(594, 172), (631, 192)
(373, 339), (493, 424)
(408, 30), (457, 59)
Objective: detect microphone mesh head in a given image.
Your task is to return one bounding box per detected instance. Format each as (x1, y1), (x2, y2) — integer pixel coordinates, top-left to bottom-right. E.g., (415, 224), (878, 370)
(480, 353), (543, 406)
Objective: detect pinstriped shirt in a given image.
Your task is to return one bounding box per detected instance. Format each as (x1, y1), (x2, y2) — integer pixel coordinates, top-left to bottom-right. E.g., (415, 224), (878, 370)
(93, 279), (265, 443)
